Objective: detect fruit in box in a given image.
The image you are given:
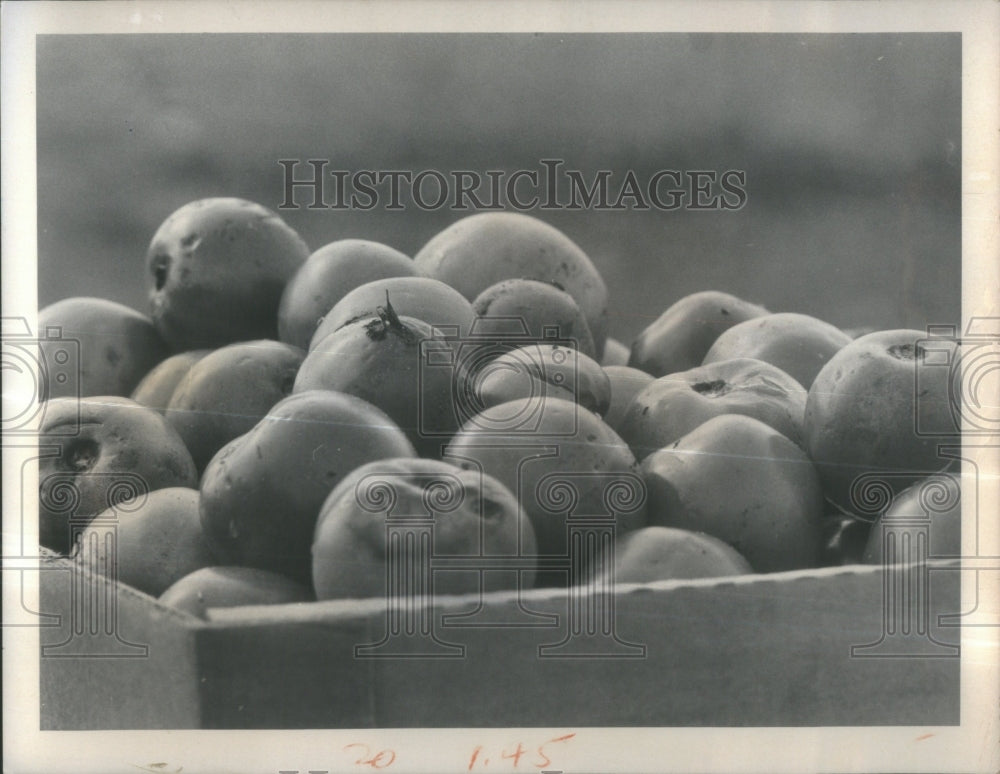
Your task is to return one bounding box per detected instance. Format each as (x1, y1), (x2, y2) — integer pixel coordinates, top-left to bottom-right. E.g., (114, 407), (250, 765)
(198, 390), (417, 584)
(78, 486), (214, 597)
(38, 396), (198, 554)
(702, 311), (852, 389)
(617, 357), (806, 461)
(146, 198), (309, 350)
(641, 414), (824, 573)
(294, 304), (456, 458)
(474, 343), (611, 416)
(607, 525), (754, 583)
(629, 290), (768, 377)
(804, 329), (957, 514)
(445, 397), (646, 585)
(165, 339), (305, 472)
(159, 566), (313, 618)
(130, 349), (211, 412)
(312, 457), (536, 600)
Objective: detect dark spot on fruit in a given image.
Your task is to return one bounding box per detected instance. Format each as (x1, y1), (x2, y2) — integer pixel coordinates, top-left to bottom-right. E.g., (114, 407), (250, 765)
(720, 308), (729, 315)
(256, 445), (263, 459)
(642, 406), (649, 416)
(325, 470), (337, 479)
(364, 317), (389, 341)
(692, 379), (729, 396)
(65, 438), (99, 471)
(152, 255), (171, 290)
(180, 232), (201, 250)
(888, 343), (917, 360)
(479, 498), (504, 520)
(105, 347), (121, 366)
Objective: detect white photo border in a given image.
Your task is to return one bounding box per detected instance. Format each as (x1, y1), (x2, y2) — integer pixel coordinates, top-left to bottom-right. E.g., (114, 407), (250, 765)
(3, 2), (997, 773)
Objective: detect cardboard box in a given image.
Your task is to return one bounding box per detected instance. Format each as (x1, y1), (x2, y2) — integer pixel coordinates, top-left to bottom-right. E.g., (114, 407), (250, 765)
(38, 550), (961, 730)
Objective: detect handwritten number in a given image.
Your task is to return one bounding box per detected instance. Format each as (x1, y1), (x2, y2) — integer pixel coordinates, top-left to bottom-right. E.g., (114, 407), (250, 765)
(343, 743), (396, 769)
(368, 750), (395, 769)
(534, 733), (576, 769)
(501, 743), (526, 767)
(468, 733), (576, 771)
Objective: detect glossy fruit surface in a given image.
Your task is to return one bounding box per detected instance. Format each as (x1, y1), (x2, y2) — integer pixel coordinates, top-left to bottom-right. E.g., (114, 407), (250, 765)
(618, 357), (806, 461)
(641, 414), (824, 572)
(703, 312), (851, 389)
(474, 343), (611, 416)
(130, 349), (211, 412)
(79, 487), (214, 597)
(294, 304), (455, 457)
(159, 566), (313, 618)
(607, 526), (753, 583)
(629, 290), (768, 377)
(199, 390), (417, 583)
(601, 365), (655, 434)
(600, 337), (631, 368)
(445, 397), (645, 584)
(861, 474), (961, 564)
(472, 278), (597, 358)
(166, 339), (304, 471)
(804, 329), (956, 513)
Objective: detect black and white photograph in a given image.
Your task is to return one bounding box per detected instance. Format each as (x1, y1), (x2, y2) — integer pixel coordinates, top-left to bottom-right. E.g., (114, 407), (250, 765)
(2, 1), (998, 773)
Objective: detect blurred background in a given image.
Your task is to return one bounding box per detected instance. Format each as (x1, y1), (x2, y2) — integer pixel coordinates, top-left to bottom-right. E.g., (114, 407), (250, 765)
(36, 33), (961, 346)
